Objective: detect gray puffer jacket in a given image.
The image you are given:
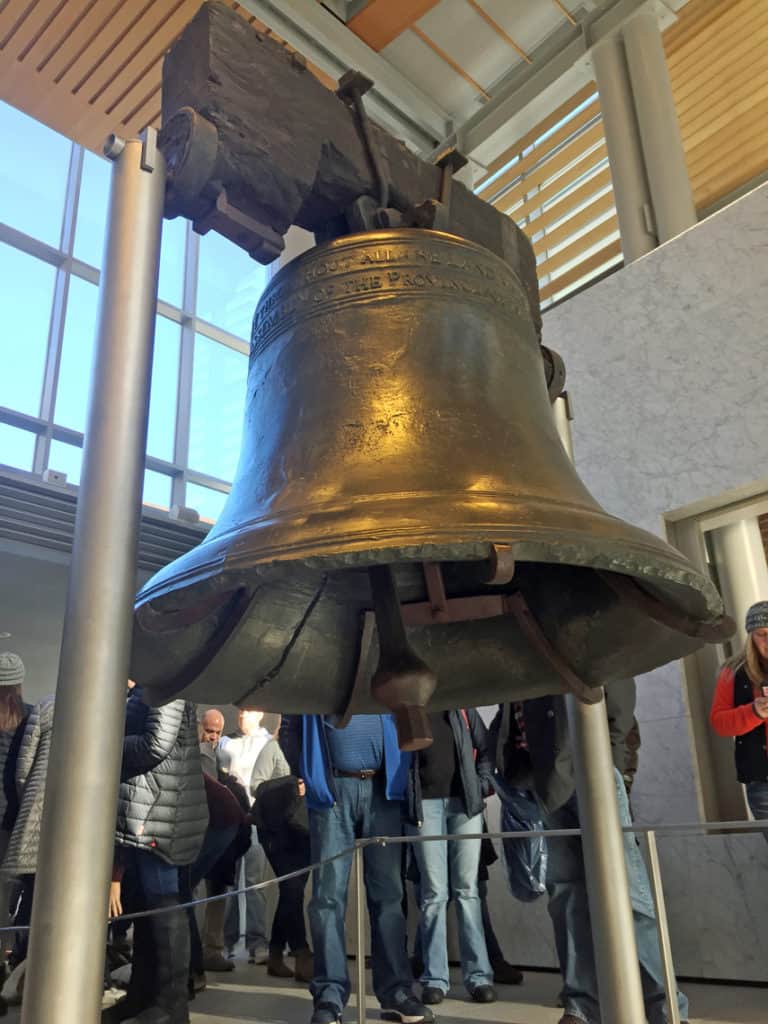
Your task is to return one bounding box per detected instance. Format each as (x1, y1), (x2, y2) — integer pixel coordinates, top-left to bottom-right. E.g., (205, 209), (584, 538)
(2, 697), (54, 877)
(115, 688), (208, 866)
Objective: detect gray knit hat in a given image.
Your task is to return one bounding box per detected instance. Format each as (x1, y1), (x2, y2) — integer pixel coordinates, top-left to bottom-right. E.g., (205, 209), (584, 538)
(745, 602), (768, 634)
(0, 652), (24, 687)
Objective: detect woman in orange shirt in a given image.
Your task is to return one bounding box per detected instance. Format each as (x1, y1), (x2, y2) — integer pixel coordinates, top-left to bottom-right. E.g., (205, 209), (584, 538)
(710, 601), (768, 834)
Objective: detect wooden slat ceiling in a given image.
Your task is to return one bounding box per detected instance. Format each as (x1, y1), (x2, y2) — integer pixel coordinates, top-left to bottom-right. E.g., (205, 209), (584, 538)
(0, 0), (581, 154)
(0, 0), (765, 299)
(665, 0), (768, 210)
(0, 0), (335, 153)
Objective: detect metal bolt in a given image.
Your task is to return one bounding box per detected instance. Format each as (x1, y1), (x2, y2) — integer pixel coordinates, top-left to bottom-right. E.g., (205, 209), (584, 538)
(103, 134), (126, 160)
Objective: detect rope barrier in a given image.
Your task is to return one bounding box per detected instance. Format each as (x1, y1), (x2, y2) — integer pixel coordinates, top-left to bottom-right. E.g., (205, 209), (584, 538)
(0, 815), (763, 933)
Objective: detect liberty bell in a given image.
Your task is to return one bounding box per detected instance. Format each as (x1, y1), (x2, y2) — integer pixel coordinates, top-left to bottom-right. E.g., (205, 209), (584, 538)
(131, 227), (731, 750)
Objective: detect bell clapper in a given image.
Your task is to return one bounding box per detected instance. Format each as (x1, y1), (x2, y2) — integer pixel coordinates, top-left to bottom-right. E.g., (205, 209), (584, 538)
(368, 564), (437, 752)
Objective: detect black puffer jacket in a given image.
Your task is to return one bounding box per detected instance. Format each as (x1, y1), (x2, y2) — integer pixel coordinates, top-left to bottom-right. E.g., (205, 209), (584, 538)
(114, 688), (208, 866)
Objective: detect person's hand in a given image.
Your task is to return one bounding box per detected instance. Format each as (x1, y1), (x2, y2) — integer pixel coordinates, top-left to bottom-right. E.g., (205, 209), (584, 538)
(109, 881), (123, 919)
(297, 778), (306, 798)
(753, 697), (768, 719)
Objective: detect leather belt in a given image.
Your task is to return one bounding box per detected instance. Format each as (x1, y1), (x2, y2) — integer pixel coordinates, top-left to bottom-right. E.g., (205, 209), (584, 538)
(333, 768), (379, 779)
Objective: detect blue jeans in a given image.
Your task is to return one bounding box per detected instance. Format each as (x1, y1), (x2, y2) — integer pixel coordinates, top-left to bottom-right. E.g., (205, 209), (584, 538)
(122, 846), (180, 904)
(224, 825), (268, 949)
(545, 770), (688, 1024)
(309, 776), (412, 1011)
(745, 781), (768, 843)
(406, 798), (492, 993)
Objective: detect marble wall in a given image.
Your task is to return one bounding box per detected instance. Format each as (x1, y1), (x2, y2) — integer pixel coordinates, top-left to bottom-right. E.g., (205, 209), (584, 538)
(484, 182), (768, 982)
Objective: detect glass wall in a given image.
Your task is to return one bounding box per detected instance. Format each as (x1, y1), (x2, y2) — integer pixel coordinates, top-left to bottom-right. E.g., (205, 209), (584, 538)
(0, 100), (269, 523)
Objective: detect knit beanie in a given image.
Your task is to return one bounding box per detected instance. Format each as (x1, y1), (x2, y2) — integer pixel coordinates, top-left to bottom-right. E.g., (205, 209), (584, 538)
(745, 601), (768, 634)
(0, 652), (25, 687)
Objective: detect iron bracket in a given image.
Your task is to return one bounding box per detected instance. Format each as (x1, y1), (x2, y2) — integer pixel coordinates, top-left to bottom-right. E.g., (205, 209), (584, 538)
(193, 184), (285, 262)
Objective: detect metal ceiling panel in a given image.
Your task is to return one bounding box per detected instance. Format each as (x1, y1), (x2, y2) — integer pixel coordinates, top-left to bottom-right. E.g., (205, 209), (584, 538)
(481, 0), (568, 56)
(0, 472), (208, 573)
(381, 25), (481, 120)
(416, 0), (525, 110)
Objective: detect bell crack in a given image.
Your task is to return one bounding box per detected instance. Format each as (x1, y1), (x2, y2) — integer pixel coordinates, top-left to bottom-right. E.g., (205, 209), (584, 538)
(243, 574), (329, 696)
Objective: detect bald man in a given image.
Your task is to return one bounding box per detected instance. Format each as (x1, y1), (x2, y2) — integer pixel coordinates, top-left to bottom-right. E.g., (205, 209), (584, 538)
(201, 708), (225, 745)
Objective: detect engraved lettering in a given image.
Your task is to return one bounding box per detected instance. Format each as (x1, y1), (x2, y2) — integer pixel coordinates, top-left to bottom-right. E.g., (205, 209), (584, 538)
(360, 249), (395, 265)
(253, 240), (524, 354)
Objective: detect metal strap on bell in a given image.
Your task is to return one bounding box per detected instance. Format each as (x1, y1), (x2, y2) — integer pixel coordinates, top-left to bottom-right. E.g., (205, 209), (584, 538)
(131, 229), (732, 731)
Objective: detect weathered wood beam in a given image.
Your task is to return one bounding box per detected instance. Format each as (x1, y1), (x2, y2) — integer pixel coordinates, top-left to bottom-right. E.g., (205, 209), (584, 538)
(159, 1), (540, 333)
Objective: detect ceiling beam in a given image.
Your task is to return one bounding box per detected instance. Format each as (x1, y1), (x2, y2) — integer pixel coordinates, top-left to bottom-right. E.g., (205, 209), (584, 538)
(239, 0), (451, 153)
(347, 0), (443, 51)
(445, 0), (683, 162)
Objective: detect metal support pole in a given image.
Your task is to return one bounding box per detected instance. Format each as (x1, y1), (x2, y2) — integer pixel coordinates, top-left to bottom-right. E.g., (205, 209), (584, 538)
(565, 694), (646, 1023)
(554, 402), (647, 1024)
(707, 518), (768, 651)
(623, 10), (697, 243)
(591, 32), (656, 263)
(21, 133), (165, 1024)
(645, 831), (682, 1024)
(354, 843), (367, 1024)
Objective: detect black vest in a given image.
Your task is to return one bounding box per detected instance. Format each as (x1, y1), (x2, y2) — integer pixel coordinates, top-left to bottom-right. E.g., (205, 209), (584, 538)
(732, 666), (768, 783)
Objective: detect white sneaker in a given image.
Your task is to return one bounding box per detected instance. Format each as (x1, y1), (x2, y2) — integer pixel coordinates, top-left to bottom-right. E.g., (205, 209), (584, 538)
(101, 986), (127, 1009)
(248, 944), (269, 965)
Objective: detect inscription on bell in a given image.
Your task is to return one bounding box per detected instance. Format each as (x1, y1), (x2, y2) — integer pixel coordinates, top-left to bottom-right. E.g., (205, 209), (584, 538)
(252, 231), (528, 353)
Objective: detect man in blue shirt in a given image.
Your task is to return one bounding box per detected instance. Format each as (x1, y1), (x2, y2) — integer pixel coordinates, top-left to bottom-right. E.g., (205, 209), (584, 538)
(280, 714), (431, 1024)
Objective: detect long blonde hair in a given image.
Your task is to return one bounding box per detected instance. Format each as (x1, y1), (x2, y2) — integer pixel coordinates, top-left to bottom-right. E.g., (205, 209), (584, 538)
(727, 634), (768, 687)
(0, 685), (24, 733)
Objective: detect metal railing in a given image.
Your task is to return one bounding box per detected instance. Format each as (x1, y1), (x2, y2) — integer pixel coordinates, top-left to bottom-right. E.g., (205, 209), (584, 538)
(3, 817), (765, 1024)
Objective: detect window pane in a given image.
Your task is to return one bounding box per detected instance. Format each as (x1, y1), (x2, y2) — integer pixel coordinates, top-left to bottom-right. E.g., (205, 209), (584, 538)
(73, 150), (111, 268)
(196, 232), (268, 339)
(0, 424), (36, 471)
(55, 276), (99, 433)
(143, 469), (171, 509)
(48, 440), (82, 485)
(159, 218), (186, 308)
(185, 482), (228, 523)
(189, 335), (247, 481)
(0, 243), (56, 416)
(0, 102), (71, 247)
(147, 317), (180, 462)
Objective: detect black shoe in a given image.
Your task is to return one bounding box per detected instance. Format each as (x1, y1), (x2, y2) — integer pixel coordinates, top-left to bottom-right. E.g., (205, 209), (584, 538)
(469, 984), (497, 1003)
(381, 992), (433, 1023)
(420, 987), (443, 1005)
(310, 1002), (343, 1024)
(491, 958), (524, 985)
(124, 1010), (188, 1024)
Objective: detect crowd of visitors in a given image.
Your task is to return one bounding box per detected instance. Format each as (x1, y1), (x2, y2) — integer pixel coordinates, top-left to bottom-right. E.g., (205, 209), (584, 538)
(1, 601), (766, 1023)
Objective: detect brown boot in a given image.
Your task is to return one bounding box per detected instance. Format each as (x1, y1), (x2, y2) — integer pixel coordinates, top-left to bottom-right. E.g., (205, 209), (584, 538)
(267, 952), (294, 979)
(293, 948), (313, 984)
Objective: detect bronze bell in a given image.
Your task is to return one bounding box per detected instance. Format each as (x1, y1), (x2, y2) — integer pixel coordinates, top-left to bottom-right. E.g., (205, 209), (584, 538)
(131, 229), (731, 748)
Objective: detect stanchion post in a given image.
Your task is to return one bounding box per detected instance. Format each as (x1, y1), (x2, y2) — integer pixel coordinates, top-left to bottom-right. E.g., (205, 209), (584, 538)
(565, 693), (646, 1023)
(555, 395), (647, 1024)
(354, 843), (367, 1024)
(21, 131), (165, 1024)
(645, 830), (681, 1024)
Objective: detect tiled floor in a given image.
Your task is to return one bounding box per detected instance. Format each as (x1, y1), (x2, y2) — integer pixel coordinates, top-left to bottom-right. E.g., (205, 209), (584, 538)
(5, 960), (762, 1021)
(180, 962), (765, 1024)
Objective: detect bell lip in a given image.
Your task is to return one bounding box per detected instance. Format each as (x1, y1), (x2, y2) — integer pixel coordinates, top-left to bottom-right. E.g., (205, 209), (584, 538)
(134, 519), (724, 626)
(261, 226), (517, 305)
